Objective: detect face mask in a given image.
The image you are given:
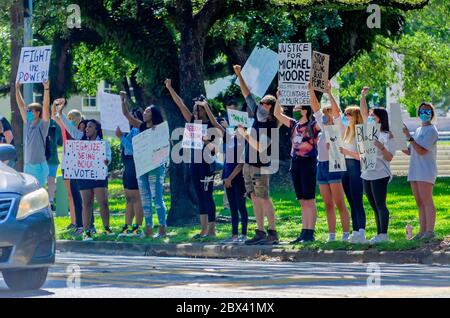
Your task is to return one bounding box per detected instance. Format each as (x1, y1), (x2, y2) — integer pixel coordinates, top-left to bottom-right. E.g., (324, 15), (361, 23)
(26, 111), (34, 122)
(257, 106), (269, 122)
(419, 113), (432, 122)
(341, 114), (349, 127)
(368, 116), (376, 124)
(322, 115), (329, 125)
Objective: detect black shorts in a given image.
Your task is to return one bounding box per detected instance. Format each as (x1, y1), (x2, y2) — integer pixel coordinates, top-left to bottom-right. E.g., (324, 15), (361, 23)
(78, 178), (108, 191)
(123, 156), (139, 190)
(290, 156), (317, 200)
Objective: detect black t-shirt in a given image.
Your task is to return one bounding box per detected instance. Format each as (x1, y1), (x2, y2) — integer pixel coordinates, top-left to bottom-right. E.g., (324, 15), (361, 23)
(244, 116), (277, 167)
(0, 117), (14, 146)
(189, 118), (216, 165)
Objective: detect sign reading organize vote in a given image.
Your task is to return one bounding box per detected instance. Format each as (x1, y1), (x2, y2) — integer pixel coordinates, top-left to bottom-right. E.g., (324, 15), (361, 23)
(278, 43), (312, 106)
(63, 140), (108, 180)
(132, 122), (170, 178)
(16, 46), (52, 84)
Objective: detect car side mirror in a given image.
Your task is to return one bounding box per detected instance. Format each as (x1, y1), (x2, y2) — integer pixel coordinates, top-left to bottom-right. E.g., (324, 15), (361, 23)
(0, 144), (17, 162)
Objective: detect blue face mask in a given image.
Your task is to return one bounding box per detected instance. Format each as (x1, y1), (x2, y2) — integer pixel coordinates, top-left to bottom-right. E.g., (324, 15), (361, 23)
(419, 113), (432, 122)
(341, 114), (349, 127)
(26, 111), (34, 122)
(368, 116), (376, 124)
(322, 115), (329, 125)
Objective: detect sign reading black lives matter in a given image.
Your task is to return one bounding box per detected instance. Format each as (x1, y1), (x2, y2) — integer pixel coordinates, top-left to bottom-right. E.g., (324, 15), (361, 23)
(278, 43), (312, 106)
(16, 46), (52, 84)
(311, 51), (330, 93)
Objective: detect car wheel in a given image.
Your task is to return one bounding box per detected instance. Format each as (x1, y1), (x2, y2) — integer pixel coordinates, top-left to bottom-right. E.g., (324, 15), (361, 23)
(2, 267), (49, 291)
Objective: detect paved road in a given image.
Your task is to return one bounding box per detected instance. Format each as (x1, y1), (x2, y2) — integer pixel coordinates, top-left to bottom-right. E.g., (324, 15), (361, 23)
(1, 252), (450, 298)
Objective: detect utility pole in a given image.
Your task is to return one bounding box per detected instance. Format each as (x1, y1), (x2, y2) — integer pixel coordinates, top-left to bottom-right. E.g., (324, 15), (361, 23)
(22, 0), (33, 168)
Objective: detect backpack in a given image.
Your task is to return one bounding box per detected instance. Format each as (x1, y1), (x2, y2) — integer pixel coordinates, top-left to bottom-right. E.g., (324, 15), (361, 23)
(39, 126), (53, 161)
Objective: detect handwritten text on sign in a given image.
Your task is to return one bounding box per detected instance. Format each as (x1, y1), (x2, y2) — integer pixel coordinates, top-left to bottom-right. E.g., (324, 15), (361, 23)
(182, 123), (207, 149)
(324, 125), (347, 172)
(278, 43), (311, 106)
(16, 46), (52, 84)
(356, 123), (381, 172)
(132, 122), (170, 177)
(228, 109), (250, 128)
(63, 140), (108, 180)
(311, 51), (330, 93)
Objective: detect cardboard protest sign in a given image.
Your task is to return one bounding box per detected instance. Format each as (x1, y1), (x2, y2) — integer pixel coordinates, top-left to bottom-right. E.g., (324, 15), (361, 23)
(356, 123), (381, 172)
(278, 43), (312, 106)
(16, 46), (52, 84)
(236, 46), (278, 98)
(63, 140), (108, 180)
(182, 123), (207, 149)
(98, 91), (130, 133)
(132, 121), (170, 177)
(311, 51), (330, 93)
(228, 109), (250, 128)
(324, 125), (347, 172)
(388, 103), (408, 151)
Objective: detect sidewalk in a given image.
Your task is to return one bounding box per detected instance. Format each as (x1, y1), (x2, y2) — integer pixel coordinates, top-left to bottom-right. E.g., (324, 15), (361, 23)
(56, 240), (450, 265)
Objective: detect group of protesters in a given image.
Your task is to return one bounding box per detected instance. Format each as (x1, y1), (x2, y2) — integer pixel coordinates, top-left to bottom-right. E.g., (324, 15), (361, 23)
(1, 65), (439, 244)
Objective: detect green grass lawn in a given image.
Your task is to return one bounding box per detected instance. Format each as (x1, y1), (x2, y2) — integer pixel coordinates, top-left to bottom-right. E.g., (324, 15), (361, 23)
(55, 176), (450, 251)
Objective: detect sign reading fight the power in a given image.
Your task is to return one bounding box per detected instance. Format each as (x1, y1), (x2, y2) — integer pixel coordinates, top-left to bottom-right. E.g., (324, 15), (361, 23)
(16, 46), (52, 84)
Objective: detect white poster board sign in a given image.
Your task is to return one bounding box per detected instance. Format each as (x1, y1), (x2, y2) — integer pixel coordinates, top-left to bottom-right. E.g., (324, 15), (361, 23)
(63, 140), (108, 180)
(311, 51), (330, 93)
(236, 46), (278, 98)
(356, 123), (381, 172)
(132, 122), (170, 177)
(98, 91), (130, 133)
(227, 109), (250, 128)
(16, 46), (52, 84)
(278, 43), (311, 106)
(182, 123), (207, 149)
(324, 125), (347, 172)
(389, 103), (408, 151)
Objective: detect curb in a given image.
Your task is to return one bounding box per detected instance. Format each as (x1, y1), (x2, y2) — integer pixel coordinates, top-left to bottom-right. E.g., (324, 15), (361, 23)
(56, 240), (450, 265)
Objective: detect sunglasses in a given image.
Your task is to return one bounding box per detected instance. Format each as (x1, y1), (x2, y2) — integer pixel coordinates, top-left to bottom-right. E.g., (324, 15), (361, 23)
(419, 109), (432, 115)
(344, 112), (352, 117)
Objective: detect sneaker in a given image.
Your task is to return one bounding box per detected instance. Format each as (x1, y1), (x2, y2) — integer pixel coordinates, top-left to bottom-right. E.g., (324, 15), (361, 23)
(290, 230), (307, 244)
(153, 225), (167, 239)
(118, 224), (131, 237)
(103, 226), (115, 236)
(258, 230), (279, 245)
(221, 236), (239, 245)
(245, 230), (267, 245)
(342, 232), (350, 242)
(422, 231), (436, 241)
(83, 230), (93, 241)
(89, 226), (97, 235)
(72, 227), (84, 237)
(327, 233), (336, 242)
(349, 231), (362, 244)
(369, 234), (389, 245)
(359, 229), (367, 242)
(412, 232), (425, 240)
(238, 235), (247, 243)
(66, 223), (77, 231)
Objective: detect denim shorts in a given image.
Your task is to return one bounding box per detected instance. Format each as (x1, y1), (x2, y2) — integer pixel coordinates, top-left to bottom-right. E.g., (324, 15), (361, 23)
(317, 161), (342, 185)
(24, 162), (49, 187)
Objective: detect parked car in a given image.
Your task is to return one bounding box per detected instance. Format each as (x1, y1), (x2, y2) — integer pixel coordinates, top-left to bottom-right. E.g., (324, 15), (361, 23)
(0, 144), (55, 291)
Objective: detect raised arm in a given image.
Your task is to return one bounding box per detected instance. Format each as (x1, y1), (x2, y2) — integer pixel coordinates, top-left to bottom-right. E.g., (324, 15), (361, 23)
(326, 81), (341, 118)
(56, 103), (83, 140)
(165, 79), (192, 122)
(42, 81), (50, 122)
(199, 101), (225, 135)
(233, 65), (251, 99)
(308, 82), (321, 114)
(360, 87), (369, 123)
(120, 91), (142, 128)
(274, 89), (292, 128)
(15, 81), (27, 122)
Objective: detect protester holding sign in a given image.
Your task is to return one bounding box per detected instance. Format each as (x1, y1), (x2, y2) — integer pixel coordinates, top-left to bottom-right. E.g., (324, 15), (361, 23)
(203, 99), (249, 244)
(121, 92), (167, 238)
(233, 65), (280, 245)
(15, 80), (50, 187)
(57, 106), (112, 241)
(403, 103), (439, 241)
(116, 108), (144, 238)
(166, 79), (218, 239)
(308, 81), (350, 242)
(0, 116), (15, 167)
(360, 87), (395, 244)
(338, 104), (367, 243)
(274, 87), (319, 243)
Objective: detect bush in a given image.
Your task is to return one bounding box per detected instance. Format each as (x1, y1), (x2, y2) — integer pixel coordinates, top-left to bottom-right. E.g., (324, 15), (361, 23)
(109, 139), (123, 172)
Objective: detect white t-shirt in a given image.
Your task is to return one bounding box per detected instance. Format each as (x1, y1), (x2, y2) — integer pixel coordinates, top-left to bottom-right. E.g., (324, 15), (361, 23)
(408, 125), (439, 184)
(361, 131), (394, 181)
(315, 110), (344, 162)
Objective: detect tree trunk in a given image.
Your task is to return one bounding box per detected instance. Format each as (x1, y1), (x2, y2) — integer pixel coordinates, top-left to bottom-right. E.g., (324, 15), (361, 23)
(10, 1), (24, 171)
(166, 28), (207, 227)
